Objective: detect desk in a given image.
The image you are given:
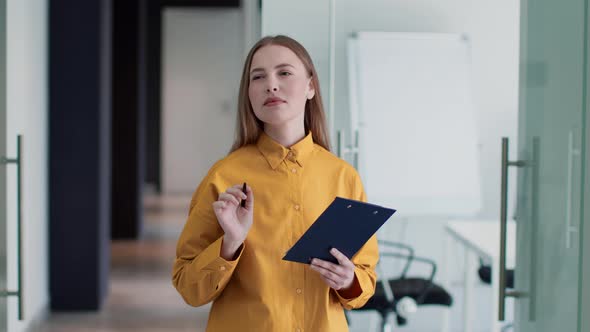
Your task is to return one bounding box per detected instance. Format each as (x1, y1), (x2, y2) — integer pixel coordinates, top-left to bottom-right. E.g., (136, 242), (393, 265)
(442, 220), (516, 332)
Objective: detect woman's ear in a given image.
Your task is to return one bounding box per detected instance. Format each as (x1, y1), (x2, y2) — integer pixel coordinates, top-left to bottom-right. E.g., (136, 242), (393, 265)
(307, 80), (316, 100)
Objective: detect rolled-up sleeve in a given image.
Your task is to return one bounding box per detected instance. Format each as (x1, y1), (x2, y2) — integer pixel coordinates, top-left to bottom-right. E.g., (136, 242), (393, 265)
(335, 170), (379, 309)
(171, 169), (243, 307)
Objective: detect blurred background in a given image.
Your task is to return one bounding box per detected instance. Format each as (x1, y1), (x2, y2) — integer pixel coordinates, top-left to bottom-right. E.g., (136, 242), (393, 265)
(1, 0), (589, 331)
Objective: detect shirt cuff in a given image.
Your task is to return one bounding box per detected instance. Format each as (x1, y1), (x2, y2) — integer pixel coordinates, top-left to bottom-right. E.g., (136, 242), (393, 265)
(197, 236), (245, 281)
(334, 266), (375, 310)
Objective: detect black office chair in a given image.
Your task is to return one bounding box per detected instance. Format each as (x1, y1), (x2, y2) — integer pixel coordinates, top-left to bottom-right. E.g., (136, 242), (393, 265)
(477, 258), (514, 288)
(348, 241), (453, 332)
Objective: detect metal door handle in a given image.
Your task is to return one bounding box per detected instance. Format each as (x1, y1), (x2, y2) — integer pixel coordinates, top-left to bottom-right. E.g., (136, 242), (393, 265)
(528, 136), (540, 321)
(336, 130), (343, 158)
(0, 135), (23, 320)
(499, 137), (526, 321)
(352, 130), (359, 170)
(565, 130), (580, 249)
(336, 130), (360, 169)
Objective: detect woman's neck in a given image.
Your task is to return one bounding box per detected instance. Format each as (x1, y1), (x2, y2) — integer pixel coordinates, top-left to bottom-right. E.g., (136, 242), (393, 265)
(264, 123), (306, 148)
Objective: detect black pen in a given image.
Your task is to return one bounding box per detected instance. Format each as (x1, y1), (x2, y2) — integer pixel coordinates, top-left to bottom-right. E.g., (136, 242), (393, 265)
(241, 182), (247, 208)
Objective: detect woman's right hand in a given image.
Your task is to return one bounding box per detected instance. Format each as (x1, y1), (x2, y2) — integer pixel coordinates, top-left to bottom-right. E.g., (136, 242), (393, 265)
(212, 184), (254, 259)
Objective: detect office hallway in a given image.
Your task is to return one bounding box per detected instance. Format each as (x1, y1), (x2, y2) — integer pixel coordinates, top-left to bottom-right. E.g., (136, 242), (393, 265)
(33, 194), (210, 332)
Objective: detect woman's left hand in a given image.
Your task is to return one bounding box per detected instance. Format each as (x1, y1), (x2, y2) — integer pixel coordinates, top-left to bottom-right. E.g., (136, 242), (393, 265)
(310, 248), (356, 290)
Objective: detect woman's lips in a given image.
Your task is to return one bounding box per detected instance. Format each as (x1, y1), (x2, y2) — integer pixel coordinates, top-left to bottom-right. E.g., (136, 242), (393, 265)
(264, 100), (285, 106)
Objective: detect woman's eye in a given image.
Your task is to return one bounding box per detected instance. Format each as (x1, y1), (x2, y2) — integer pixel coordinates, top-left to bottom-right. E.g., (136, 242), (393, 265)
(251, 75), (262, 81)
(280, 71), (292, 76)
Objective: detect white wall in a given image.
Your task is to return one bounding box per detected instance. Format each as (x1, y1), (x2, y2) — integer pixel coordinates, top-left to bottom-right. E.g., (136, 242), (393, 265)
(261, 0), (332, 134)
(162, 7), (254, 194)
(243, 0), (261, 58)
(333, 0), (520, 220)
(6, 0), (49, 331)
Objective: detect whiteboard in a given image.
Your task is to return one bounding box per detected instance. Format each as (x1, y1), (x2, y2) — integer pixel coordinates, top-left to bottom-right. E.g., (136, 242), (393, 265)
(348, 32), (482, 217)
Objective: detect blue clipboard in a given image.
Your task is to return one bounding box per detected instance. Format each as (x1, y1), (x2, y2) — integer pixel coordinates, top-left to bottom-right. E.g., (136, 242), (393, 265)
(282, 197), (396, 265)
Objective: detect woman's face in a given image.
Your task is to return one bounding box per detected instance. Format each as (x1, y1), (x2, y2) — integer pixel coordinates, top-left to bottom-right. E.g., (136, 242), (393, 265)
(248, 45), (315, 128)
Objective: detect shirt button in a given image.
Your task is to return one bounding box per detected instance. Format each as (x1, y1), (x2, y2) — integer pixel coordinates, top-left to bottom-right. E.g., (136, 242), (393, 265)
(291, 168), (297, 173)
(296, 328), (302, 332)
(296, 288), (302, 294)
(294, 204), (300, 211)
(219, 266), (226, 271)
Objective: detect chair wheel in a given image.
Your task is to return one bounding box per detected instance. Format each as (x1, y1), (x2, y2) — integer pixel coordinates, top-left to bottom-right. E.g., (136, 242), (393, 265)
(396, 297), (417, 318)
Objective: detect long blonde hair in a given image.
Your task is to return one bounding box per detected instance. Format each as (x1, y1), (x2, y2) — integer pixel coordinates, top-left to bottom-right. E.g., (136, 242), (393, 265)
(229, 35), (331, 153)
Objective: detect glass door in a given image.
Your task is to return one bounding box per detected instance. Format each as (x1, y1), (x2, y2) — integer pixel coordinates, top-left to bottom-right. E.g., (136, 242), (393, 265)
(0, 0), (8, 330)
(514, 0), (587, 330)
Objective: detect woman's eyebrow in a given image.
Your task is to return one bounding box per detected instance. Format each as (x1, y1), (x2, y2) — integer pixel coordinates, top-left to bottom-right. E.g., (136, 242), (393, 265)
(250, 63), (295, 74)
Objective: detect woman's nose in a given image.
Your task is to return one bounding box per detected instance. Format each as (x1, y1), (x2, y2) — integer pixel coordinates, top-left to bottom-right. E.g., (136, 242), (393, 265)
(265, 77), (279, 92)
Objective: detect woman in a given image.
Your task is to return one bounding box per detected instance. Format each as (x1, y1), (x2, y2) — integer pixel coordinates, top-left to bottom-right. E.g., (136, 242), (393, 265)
(172, 35), (378, 331)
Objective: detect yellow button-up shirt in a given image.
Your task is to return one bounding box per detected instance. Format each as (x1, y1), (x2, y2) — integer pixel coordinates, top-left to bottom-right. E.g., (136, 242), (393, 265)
(172, 132), (378, 332)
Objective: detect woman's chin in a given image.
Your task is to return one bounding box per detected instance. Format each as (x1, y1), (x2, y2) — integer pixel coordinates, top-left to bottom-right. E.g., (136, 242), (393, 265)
(255, 109), (304, 128)
(262, 118), (288, 126)
(257, 112), (289, 123)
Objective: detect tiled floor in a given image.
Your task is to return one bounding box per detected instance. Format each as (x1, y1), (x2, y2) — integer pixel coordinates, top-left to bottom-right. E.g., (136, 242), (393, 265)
(33, 194), (211, 332)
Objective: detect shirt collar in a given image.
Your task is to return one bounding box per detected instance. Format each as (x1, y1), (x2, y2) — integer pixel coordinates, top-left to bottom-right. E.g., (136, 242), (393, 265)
(257, 131), (315, 169)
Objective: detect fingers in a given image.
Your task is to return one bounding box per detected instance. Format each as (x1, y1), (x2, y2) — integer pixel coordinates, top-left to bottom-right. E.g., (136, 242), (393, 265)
(310, 250), (356, 290)
(311, 262), (341, 282)
(228, 184), (254, 208)
(321, 275), (341, 290)
(310, 261), (348, 290)
(226, 187), (247, 201)
(218, 192), (240, 206)
(316, 271), (339, 289)
(212, 201), (226, 214)
(214, 185), (255, 211)
(311, 258), (346, 276)
(245, 185), (254, 205)
(329, 248), (355, 269)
